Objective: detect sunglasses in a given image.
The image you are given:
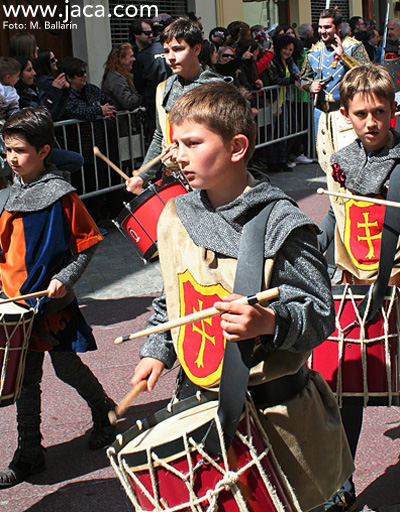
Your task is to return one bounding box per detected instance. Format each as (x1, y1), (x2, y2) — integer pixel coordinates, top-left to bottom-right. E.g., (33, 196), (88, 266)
(142, 30), (153, 35)
(76, 69), (86, 77)
(222, 53), (235, 59)
(50, 57), (57, 63)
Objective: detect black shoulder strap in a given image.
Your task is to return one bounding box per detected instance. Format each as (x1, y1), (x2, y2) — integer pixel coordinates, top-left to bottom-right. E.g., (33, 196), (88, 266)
(0, 187), (11, 218)
(358, 163), (400, 321)
(204, 200), (278, 456)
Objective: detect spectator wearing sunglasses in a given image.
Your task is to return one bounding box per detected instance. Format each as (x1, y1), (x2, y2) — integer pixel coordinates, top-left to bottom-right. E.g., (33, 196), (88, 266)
(32, 49), (70, 121)
(129, 18), (171, 142)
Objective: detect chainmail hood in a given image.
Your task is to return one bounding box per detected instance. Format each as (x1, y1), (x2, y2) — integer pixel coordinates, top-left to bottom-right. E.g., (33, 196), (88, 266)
(175, 172), (318, 259)
(331, 129), (400, 196)
(6, 164), (75, 213)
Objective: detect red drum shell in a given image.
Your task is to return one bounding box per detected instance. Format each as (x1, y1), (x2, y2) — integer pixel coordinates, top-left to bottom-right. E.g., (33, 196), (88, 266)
(0, 302), (35, 407)
(311, 285), (399, 404)
(108, 393), (298, 512)
(115, 176), (187, 262)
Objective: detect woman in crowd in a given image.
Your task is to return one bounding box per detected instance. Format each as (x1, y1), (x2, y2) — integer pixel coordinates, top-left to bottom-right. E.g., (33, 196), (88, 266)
(13, 56), (83, 175)
(9, 32), (38, 60)
(101, 43), (141, 112)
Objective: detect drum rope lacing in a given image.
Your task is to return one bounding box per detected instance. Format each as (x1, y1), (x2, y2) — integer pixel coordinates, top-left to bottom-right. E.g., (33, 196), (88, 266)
(108, 397), (301, 512)
(332, 284), (397, 407)
(0, 305), (35, 405)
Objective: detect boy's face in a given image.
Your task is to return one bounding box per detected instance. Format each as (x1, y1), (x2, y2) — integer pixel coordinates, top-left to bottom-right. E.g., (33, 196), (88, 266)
(163, 38), (201, 80)
(4, 135), (50, 183)
(173, 120), (246, 194)
(3, 72), (20, 87)
(340, 93), (396, 154)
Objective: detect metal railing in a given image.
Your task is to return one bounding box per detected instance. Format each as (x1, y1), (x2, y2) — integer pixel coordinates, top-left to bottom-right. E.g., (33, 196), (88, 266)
(54, 108), (146, 200)
(254, 84), (315, 158)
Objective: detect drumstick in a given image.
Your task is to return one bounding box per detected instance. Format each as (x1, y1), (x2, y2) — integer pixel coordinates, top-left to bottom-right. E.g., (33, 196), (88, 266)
(93, 146), (131, 180)
(108, 380), (148, 425)
(339, 111), (400, 132)
(134, 144), (177, 176)
(114, 287), (280, 344)
(317, 188), (400, 209)
(0, 290), (48, 305)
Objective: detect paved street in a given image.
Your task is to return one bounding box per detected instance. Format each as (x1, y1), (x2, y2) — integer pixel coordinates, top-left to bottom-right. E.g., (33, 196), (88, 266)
(0, 163), (399, 511)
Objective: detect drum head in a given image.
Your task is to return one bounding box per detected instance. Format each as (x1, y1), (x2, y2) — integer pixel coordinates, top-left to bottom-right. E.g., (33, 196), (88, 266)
(111, 392), (218, 470)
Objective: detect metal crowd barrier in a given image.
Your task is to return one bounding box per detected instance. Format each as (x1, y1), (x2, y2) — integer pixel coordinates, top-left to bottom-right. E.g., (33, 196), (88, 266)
(54, 108), (146, 200)
(254, 84), (315, 158)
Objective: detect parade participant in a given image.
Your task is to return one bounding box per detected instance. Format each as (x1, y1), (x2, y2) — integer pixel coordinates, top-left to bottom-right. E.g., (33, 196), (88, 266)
(0, 107), (116, 488)
(301, 8), (370, 172)
(385, 18), (400, 57)
(316, 64), (399, 511)
(131, 81), (354, 511)
(126, 17), (223, 195)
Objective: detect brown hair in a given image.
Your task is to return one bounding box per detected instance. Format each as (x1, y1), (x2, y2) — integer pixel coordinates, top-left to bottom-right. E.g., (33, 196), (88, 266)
(0, 57), (21, 81)
(169, 81), (256, 162)
(339, 64), (395, 110)
(102, 42), (134, 88)
(161, 17), (203, 47)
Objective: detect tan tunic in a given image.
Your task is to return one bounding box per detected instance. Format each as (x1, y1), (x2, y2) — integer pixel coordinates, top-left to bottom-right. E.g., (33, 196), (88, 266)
(157, 199), (354, 511)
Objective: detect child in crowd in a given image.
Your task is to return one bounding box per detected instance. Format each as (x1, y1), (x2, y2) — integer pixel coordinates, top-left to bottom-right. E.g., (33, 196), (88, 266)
(0, 107), (116, 488)
(316, 64), (400, 511)
(126, 16), (223, 195)
(131, 81), (354, 511)
(0, 57), (21, 120)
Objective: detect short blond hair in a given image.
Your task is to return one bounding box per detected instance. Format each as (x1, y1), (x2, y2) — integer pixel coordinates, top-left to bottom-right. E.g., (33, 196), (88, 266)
(169, 81), (256, 162)
(340, 64), (395, 110)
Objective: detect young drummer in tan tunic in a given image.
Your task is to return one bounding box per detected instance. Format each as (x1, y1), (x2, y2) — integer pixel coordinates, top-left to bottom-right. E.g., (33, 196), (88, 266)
(130, 81), (353, 511)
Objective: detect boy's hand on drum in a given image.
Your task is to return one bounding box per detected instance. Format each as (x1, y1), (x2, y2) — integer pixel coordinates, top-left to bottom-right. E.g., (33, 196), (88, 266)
(131, 357), (165, 392)
(126, 175), (144, 194)
(214, 293), (276, 342)
(47, 279), (68, 299)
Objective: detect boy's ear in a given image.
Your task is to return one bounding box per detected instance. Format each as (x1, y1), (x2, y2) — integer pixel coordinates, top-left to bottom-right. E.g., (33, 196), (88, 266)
(38, 144), (51, 161)
(231, 134), (249, 162)
(391, 101), (397, 119)
(193, 43), (202, 57)
(340, 105), (350, 122)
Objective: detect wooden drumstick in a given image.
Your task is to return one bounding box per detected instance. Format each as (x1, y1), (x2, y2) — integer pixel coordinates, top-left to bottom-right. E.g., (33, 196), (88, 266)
(0, 290), (48, 305)
(114, 287), (280, 344)
(93, 146), (131, 180)
(108, 380), (148, 425)
(133, 144), (178, 176)
(317, 188), (400, 209)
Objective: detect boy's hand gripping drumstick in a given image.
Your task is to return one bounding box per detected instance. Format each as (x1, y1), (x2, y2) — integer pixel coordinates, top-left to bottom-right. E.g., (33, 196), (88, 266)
(114, 287), (280, 344)
(108, 380), (148, 425)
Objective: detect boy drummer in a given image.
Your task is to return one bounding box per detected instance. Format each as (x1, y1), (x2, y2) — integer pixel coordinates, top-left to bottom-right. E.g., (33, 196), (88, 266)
(130, 81), (353, 511)
(317, 64), (399, 511)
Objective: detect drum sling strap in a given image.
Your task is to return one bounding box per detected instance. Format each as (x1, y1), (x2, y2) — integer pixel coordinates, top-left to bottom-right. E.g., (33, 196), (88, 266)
(204, 200), (277, 456)
(358, 163), (400, 321)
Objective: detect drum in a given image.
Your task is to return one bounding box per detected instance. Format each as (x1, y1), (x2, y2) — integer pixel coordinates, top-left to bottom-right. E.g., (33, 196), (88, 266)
(310, 284), (400, 406)
(0, 301), (35, 407)
(107, 392), (300, 512)
(113, 175), (189, 263)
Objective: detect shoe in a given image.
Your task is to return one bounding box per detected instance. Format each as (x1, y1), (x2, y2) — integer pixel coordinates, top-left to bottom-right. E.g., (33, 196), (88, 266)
(311, 484), (357, 512)
(295, 154), (314, 164)
(98, 226), (108, 236)
(286, 160), (296, 168)
(89, 413), (116, 450)
(277, 163), (293, 173)
(0, 447), (46, 489)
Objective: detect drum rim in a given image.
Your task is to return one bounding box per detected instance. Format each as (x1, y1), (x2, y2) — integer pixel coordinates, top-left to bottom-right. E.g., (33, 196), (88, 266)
(115, 175), (184, 224)
(0, 303), (35, 322)
(110, 391), (218, 467)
